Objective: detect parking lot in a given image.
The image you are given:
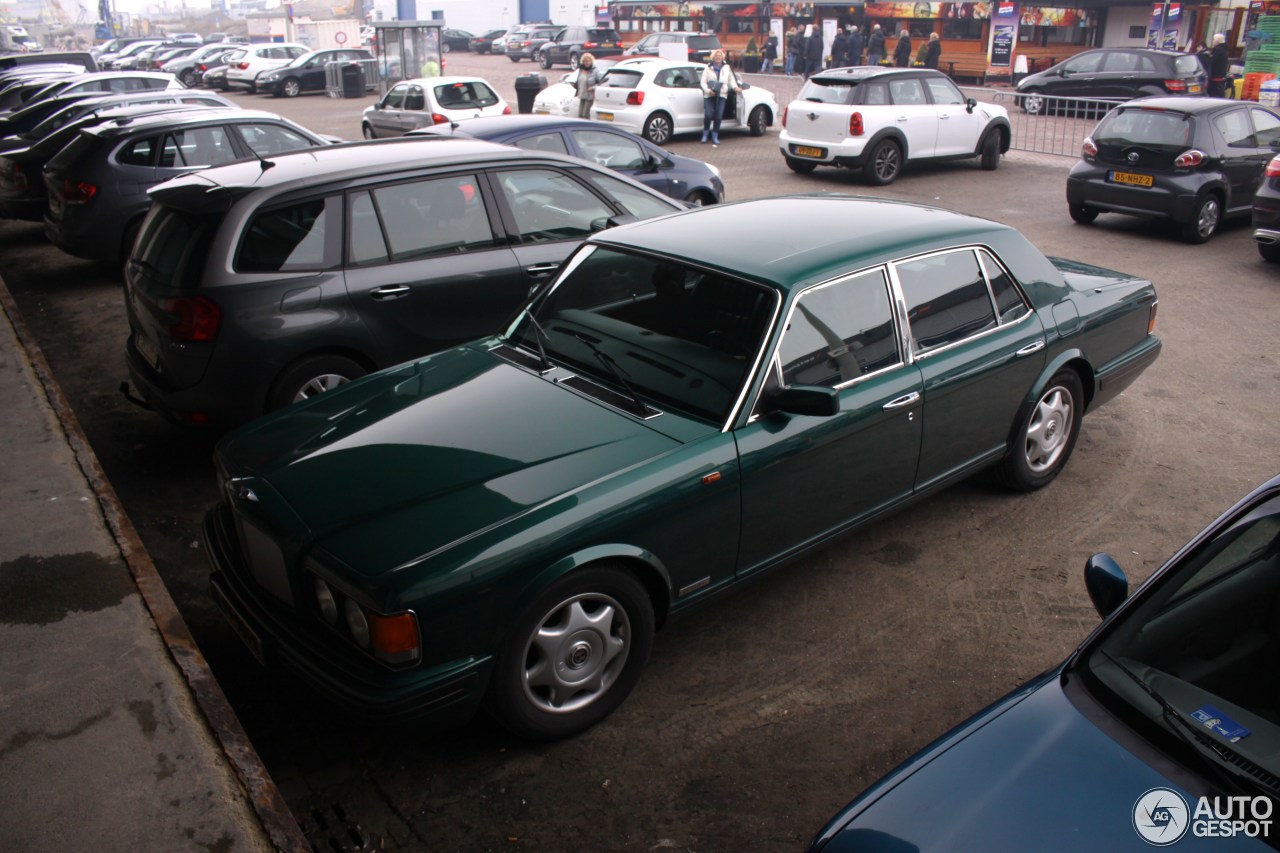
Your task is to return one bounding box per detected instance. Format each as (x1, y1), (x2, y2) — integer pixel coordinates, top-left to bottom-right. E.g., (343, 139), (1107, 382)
(1, 50), (1277, 851)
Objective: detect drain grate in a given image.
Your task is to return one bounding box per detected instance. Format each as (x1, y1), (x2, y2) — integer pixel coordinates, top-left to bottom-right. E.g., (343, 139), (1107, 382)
(302, 803), (378, 852)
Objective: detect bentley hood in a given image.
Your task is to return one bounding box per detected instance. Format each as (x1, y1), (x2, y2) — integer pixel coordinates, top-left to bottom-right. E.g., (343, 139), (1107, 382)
(216, 345), (680, 576)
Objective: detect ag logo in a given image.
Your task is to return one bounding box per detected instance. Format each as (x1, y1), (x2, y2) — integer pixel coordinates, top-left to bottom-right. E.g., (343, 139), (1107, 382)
(1134, 787), (1190, 845)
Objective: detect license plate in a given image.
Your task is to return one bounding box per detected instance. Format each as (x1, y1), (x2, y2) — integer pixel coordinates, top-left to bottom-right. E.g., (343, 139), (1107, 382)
(134, 333), (160, 370)
(1189, 83), (1202, 93)
(533, 107), (549, 115)
(597, 111), (613, 121)
(1109, 170), (1153, 188)
(48, 195), (62, 217)
(794, 145), (825, 157)
(213, 583), (265, 666)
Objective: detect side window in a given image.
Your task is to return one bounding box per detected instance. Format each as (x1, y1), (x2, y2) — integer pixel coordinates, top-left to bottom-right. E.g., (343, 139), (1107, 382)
(383, 86), (406, 109)
(497, 167), (616, 242)
(1251, 108), (1280, 148)
(1214, 108), (1255, 148)
(779, 268), (900, 388)
(236, 123), (316, 157)
(347, 191), (388, 265)
(861, 82), (889, 105)
(1104, 52), (1138, 73)
(1062, 52), (1104, 74)
(158, 126), (237, 168)
(888, 78), (926, 106)
(896, 249), (998, 352)
(238, 197), (332, 272)
(978, 249), (1030, 324)
(364, 174), (494, 261)
(572, 129), (647, 169)
(111, 77), (156, 92)
(117, 135), (158, 167)
(577, 170), (675, 221)
(513, 132), (569, 155)
(924, 77), (964, 105)
(405, 85), (425, 111)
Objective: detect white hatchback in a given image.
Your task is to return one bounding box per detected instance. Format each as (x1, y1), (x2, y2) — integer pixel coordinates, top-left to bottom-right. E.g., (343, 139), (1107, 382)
(531, 57), (642, 117)
(224, 43), (309, 92)
(361, 76), (511, 138)
(778, 66), (1011, 185)
(589, 57), (777, 146)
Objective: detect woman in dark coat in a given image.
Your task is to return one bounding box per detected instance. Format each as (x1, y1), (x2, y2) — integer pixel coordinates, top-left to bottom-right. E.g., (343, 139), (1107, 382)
(924, 32), (941, 69)
(893, 29), (912, 68)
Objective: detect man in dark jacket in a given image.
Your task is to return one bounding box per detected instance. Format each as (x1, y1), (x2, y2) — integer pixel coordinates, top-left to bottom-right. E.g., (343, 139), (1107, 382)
(804, 27), (824, 78)
(848, 25), (864, 66)
(867, 24), (885, 65)
(830, 27), (850, 68)
(1208, 32), (1230, 97)
(894, 28), (912, 67)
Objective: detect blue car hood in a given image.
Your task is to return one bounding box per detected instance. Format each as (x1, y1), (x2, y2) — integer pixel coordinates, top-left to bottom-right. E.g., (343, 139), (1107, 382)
(815, 672), (1271, 851)
(218, 345), (679, 575)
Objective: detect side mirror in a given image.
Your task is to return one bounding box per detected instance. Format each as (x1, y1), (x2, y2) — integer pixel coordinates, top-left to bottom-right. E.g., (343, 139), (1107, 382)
(768, 384), (840, 417)
(1084, 553), (1129, 619)
(592, 212), (638, 231)
(965, 97), (976, 113)
(741, 81), (751, 90)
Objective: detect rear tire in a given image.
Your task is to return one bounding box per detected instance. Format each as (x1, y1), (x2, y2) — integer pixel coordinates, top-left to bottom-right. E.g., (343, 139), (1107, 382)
(1259, 240), (1280, 263)
(994, 369), (1083, 492)
(748, 105), (767, 136)
(268, 355), (366, 411)
(863, 139), (902, 185)
(1069, 204), (1098, 224)
(179, 69), (196, 86)
(510, 55), (521, 63)
(1181, 194), (1221, 243)
(784, 155), (817, 174)
(641, 112), (673, 145)
(1020, 89), (1045, 115)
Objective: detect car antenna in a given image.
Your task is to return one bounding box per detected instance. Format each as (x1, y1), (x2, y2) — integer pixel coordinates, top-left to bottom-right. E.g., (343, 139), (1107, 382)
(248, 145), (275, 171)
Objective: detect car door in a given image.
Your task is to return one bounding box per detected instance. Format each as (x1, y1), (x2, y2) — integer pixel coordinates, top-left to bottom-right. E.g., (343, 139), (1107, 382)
(925, 75), (983, 156)
(1097, 50), (1144, 99)
(1211, 106), (1278, 213)
(660, 64), (704, 132)
(735, 267), (923, 576)
(371, 83), (406, 136)
(893, 247), (1046, 491)
(343, 171), (525, 359)
(298, 53), (329, 90)
(1046, 50), (1106, 98)
(888, 76), (938, 159)
(395, 83), (430, 134)
(568, 126), (671, 196)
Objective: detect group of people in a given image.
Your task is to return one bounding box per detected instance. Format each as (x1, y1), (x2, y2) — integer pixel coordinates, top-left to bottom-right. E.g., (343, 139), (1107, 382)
(761, 23), (941, 78)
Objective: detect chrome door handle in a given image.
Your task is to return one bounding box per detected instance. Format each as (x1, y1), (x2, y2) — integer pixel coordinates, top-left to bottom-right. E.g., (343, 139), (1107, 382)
(883, 391), (921, 410)
(1015, 340), (1046, 358)
(371, 285), (410, 300)
(940, 114), (950, 120)
(526, 263), (559, 276)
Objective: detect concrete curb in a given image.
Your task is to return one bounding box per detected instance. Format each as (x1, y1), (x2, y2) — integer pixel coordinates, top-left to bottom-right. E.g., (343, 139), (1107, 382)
(0, 277), (312, 853)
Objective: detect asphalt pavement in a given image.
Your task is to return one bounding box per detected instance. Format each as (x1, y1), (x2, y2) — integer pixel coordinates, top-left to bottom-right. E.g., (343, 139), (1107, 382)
(0, 281), (308, 851)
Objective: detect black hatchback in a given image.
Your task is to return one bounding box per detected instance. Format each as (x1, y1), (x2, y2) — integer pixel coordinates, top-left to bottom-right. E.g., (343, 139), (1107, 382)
(1066, 96), (1280, 243)
(1016, 48), (1207, 115)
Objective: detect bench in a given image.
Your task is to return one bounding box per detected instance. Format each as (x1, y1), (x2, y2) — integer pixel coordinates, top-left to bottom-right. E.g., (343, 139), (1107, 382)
(942, 55), (989, 84)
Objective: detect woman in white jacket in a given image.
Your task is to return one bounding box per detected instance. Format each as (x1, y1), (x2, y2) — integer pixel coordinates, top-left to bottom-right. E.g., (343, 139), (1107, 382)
(700, 49), (742, 146)
(574, 53), (605, 118)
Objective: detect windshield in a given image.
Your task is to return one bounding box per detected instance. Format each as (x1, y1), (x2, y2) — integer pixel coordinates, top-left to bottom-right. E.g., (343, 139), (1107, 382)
(1080, 493), (1280, 796)
(506, 245), (775, 424)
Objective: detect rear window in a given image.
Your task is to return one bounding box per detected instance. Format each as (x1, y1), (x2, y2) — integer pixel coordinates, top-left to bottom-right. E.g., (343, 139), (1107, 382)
(687, 35), (720, 50)
(130, 205), (219, 290)
(431, 80), (499, 108)
(45, 130), (98, 171)
(1175, 54), (1205, 75)
(587, 29), (620, 42)
(1096, 108), (1193, 149)
(601, 69), (643, 89)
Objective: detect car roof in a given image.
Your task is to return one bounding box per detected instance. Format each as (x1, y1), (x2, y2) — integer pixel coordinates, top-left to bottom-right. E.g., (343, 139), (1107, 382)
(592, 195), (1011, 291)
(1113, 95), (1256, 114)
(83, 107), (296, 137)
(395, 75), (497, 87)
(811, 66), (951, 82)
(412, 114), (637, 138)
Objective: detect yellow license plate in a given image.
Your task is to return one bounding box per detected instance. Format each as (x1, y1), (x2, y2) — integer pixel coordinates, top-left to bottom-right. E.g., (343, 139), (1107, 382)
(533, 107), (549, 115)
(1109, 170), (1153, 188)
(1189, 83), (1202, 93)
(795, 145), (824, 157)
(597, 112), (613, 121)
(134, 333), (160, 370)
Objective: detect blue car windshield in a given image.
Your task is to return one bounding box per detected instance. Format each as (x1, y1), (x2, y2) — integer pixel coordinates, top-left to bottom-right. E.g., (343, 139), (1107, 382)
(1082, 494), (1280, 791)
(511, 245), (775, 424)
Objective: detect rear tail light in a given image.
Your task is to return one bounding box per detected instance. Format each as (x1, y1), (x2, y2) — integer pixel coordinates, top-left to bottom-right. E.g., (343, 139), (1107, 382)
(237, 61), (249, 69)
(198, 63), (208, 71)
(1174, 149), (1205, 168)
(160, 295), (221, 341)
(626, 90), (645, 106)
(1148, 300), (1158, 335)
(1081, 137), (1097, 157)
(1164, 79), (1187, 93)
(61, 179), (97, 204)
(1, 160), (27, 193)
(502, 105), (512, 115)
(430, 112), (447, 125)
(782, 104), (789, 127)
(1265, 157), (1280, 178)
(584, 41), (599, 49)
(849, 111), (864, 136)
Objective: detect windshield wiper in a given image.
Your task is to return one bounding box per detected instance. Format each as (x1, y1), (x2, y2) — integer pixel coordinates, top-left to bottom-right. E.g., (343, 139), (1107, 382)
(567, 330), (650, 417)
(1101, 651), (1258, 797)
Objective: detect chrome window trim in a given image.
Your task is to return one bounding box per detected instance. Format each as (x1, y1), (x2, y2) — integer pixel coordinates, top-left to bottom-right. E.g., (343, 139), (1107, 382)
(975, 246), (1032, 325)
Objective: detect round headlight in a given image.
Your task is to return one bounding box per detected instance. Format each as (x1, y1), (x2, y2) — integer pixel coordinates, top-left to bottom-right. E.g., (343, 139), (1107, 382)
(344, 599), (371, 648)
(314, 579), (338, 625)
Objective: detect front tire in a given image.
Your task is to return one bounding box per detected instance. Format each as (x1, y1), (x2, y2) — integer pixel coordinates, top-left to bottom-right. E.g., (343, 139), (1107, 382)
(488, 567), (654, 741)
(684, 189), (715, 206)
(994, 369), (1083, 492)
(863, 139), (902, 185)
(1181, 194), (1221, 243)
(540, 51), (552, 69)
(642, 112), (673, 145)
(268, 354), (366, 411)
(980, 131), (1000, 170)
(282, 77), (301, 98)
(569, 53), (581, 71)
(361, 122), (376, 139)
(748, 104), (768, 136)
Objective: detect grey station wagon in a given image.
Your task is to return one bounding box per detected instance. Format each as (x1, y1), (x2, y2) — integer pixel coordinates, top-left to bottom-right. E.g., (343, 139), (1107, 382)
(121, 137), (684, 428)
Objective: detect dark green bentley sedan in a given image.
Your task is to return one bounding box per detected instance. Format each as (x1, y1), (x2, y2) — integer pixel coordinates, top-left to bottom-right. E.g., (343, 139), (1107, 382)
(205, 196), (1161, 739)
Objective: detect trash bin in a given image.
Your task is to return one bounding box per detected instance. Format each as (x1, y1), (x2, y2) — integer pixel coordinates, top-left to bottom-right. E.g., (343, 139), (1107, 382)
(514, 72), (547, 114)
(341, 62), (364, 98)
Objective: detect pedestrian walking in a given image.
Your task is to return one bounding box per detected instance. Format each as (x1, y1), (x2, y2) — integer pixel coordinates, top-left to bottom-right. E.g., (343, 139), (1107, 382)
(848, 25), (864, 66)
(701, 49), (742, 146)
(785, 26), (802, 76)
(804, 26), (824, 79)
(761, 33), (778, 74)
(831, 27), (850, 69)
(923, 32), (941, 69)
(573, 52), (605, 118)
(1208, 32), (1229, 98)
(867, 24), (885, 66)
(894, 28), (912, 68)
